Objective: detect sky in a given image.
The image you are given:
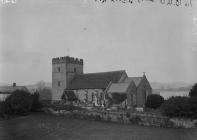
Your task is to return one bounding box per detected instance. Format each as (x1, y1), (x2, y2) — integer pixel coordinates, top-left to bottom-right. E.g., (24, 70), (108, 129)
(0, 0), (197, 85)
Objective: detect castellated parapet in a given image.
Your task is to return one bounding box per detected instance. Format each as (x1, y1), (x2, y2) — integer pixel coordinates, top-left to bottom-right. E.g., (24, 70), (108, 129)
(52, 56), (83, 65)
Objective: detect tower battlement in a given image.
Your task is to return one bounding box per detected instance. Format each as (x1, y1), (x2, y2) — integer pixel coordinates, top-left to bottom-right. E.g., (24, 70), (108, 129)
(52, 56), (83, 65)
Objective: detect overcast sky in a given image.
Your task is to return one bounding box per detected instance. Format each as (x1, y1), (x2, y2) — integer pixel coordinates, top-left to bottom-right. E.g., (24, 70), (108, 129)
(0, 0), (197, 85)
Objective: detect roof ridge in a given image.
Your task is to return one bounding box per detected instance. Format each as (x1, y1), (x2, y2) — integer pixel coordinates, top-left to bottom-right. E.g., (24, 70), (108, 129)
(68, 70), (125, 90)
(0, 85), (26, 88)
(78, 70), (125, 75)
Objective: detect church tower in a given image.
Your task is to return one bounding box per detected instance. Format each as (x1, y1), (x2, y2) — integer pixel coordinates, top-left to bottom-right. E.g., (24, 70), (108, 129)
(52, 56), (83, 100)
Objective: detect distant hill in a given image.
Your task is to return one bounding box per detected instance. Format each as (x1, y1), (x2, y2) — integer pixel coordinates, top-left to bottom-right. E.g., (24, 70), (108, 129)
(0, 82), (51, 93)
(1, 81), (194, 93)
(25, 82), (52, 92)
(150, 82), (193, 92)
(0, 82), (11, 86)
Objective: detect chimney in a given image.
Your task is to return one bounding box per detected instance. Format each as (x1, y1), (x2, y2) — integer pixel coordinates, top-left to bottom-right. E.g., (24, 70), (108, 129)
(13, 83), (16, 87)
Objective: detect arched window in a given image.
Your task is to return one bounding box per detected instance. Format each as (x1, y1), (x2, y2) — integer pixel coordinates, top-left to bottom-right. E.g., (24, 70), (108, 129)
(58, 81), (61, 87)
(57, 67), (60, 72)
(74, 67), (77, 72)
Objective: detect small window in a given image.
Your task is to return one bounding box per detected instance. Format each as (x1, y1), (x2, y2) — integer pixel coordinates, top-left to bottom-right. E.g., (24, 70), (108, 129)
(74, 67), (77, 72)
(57, 67), (60, 72)
(58, 81), (61, 87)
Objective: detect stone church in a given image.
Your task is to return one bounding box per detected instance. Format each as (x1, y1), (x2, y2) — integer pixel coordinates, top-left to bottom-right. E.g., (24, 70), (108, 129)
(52, 56), (152, 107)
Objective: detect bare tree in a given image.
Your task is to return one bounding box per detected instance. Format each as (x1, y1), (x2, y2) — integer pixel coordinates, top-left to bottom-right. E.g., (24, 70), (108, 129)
(35, 81), (52, 101)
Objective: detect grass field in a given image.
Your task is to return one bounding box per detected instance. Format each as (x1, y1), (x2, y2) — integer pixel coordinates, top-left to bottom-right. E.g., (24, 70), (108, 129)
(0, 113), (196, 140)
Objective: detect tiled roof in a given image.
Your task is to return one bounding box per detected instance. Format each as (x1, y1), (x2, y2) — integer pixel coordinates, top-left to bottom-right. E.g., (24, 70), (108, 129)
(0, 86), (28, 94)
(125, 77), (143, 86)
(107, 83), (131, 94)
(67, 70), (125, 90)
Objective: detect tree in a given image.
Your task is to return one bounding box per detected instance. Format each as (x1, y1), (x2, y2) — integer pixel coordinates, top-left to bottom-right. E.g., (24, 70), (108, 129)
(38, 88), (52, 101)
(4, 90), (33, 115)
(0, 101), (6, 117)
(36, 81), (52, 101)
(111, 93), (127, 104)
(62, 90), (78, 103)
(31, 91), (42, 112)
(161, 96), (190, 118)
(160, 96), (197, 119)
(105, 94), (113, 108)
(36, 81), (46, 90)
(189, 83), (197, 97)
(145, 94), (164, 109)
(188, 96), (197, 119)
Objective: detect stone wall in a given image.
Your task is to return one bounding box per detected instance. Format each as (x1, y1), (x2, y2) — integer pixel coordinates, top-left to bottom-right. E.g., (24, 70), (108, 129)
(43, 107), (197, 128)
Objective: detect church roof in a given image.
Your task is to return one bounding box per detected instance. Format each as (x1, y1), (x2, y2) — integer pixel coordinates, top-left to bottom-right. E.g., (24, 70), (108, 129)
(107, 83), (131, 94)
(125, 77), (143, 87)
(67, 70), (126, 90)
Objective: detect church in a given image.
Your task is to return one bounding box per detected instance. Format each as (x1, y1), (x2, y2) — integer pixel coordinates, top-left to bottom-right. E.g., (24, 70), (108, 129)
(52, 56), (152, 108)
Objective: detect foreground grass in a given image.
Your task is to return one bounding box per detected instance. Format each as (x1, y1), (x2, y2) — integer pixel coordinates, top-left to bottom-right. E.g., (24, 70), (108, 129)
(0, 113), (196, 140)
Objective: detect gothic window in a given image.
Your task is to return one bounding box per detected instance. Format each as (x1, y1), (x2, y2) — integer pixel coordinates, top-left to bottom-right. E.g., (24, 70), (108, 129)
(145, 89), (149, 99)
(133, 94), (136, 105)
(92, 93), (94, 101)
(74, 67), (77, 72)
(57, 67), (60, 72)
(58, 81), (61, 87)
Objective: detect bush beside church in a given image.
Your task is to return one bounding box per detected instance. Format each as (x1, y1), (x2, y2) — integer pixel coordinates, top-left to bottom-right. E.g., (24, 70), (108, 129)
(0, 90), (42, 118)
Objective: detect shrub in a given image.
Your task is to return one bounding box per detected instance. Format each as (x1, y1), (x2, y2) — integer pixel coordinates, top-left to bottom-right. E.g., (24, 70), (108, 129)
(105, 94), (113, 108)
(71, 112), (79, 119)
(3, 90), (33, 116)
(189, 83), (197, 97)
(61, 90), (78, 103)
(48, 104), (85, 111)
(188, 96), (197, 119)
(166, 119), (175, 128)
(88, 114), (94, 120)
(129, 115), (141, 124)
(161, 96), (197, 119)
(94, 115), (102, 121)
(0, 101), (5, 117)
(111, 93), (127, 104)
(194, 121), (197, 128)
(38, 87), (52, 101)
(107, 116), (112, 122)
(31, 91), (42, 112)
(145, 94), (164, 109)
(161, 96), (190, 118)
(126, 111), (131, 118)
(117, 114), (123, 122)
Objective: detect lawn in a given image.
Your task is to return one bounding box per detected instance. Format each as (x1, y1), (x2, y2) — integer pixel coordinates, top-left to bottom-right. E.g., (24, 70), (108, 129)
(0, 113), (196, 140)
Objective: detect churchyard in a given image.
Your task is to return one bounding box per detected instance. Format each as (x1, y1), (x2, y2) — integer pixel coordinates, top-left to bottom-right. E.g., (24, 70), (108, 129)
(42, 102), (197, 129)
(0, 112), (197, 140)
